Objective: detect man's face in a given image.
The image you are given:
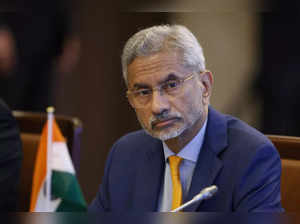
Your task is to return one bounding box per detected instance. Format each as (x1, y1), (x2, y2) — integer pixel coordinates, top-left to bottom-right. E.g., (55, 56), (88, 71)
(127, 51), (212, 142)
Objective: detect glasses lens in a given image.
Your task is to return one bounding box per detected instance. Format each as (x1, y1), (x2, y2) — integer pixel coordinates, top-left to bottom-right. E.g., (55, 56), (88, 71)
(163, 80), (182, 95)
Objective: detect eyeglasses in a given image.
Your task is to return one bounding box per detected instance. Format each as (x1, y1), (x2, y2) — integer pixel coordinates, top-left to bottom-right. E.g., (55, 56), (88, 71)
(126, 70), (208, 108)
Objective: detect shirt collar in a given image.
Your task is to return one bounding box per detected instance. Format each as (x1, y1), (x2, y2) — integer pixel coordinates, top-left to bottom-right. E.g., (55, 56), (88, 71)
(162, 118), (208, 163)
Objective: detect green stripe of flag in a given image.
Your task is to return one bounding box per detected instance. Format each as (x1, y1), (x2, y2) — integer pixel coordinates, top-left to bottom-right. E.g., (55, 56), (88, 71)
(52, 171), (87, 211)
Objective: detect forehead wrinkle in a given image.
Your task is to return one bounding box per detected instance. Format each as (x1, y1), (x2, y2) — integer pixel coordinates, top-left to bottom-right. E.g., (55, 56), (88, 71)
(127, 52), (186, 87)
(131, 56), (178, 75)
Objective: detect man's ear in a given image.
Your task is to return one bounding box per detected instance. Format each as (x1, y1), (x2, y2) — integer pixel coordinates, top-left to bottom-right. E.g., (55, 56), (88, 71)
(201, 71), (213, 100)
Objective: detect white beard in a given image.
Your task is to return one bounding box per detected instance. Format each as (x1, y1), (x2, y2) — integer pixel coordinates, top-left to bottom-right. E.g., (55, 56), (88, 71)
(137, 108), (204, 141)
(144, 123), (186, 141)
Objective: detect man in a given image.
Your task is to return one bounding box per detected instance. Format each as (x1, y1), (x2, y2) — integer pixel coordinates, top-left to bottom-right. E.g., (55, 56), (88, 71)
(0, 98), (22, 211)
(89, 25), (282, 212)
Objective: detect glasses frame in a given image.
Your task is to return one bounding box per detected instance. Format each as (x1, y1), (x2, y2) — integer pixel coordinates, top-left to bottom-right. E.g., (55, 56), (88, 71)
(126, 70), (209, 107)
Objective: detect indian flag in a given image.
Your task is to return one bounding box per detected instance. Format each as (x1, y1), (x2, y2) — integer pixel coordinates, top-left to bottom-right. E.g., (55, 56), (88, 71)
(30, 108), (86, 212)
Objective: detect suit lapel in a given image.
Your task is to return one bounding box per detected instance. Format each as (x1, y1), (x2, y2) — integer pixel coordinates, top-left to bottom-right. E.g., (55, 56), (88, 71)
(184, 108), (228, 211)
(132, 138), (165, 211)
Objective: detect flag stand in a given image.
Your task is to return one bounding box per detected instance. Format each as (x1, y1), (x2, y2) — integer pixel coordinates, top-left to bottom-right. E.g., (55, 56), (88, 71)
(46, 106), (55, 211)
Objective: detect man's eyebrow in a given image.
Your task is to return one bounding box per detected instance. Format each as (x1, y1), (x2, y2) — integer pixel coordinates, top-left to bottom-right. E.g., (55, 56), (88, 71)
(132, 73), (179, 89)
(159, 73), (179, 84)
(132, 83), (150, 89)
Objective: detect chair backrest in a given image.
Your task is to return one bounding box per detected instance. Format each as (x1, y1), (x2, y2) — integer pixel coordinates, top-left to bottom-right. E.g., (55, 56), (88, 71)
(267, 135), (300, 160)
(12, 110), (83, 211)
(266, 135), (300, 211)
(281, 159), (300, 212)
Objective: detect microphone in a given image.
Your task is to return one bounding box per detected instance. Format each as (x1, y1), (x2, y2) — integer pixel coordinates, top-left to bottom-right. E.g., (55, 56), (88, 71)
(170, 185), (218, 212)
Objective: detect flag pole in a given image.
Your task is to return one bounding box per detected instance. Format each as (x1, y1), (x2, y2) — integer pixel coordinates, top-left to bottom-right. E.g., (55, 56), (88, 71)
(46, 106), (55, 211)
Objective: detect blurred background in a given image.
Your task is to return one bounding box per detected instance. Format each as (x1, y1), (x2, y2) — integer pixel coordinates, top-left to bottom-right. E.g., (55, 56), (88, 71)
(1, 0), (300, 203)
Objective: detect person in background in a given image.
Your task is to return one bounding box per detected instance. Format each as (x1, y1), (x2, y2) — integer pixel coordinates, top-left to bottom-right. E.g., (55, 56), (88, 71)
(0, 98), (22, 211)
(89, 25), (283, 212)
(0, 2), (80, 111)
(0, 25), (16, 77)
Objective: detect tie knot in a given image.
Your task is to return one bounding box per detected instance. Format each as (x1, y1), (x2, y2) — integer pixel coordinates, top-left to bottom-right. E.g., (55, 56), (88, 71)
(169, 155), (182, 168)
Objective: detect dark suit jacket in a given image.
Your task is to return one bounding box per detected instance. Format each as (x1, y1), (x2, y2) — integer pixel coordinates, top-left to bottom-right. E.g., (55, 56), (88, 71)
(0, 99), (22, 211)
(89, 107), (283, 212)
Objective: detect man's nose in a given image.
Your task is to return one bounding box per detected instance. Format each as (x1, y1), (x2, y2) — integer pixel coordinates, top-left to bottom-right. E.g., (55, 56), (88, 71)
(151, 90), (170, 116)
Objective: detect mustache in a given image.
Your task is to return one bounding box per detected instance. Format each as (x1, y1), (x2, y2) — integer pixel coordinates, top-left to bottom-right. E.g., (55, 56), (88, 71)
(149, 111), (182, 128)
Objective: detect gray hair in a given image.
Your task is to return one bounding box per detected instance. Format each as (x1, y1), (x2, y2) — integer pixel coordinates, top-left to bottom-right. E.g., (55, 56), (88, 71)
(121, 24), (206, 86)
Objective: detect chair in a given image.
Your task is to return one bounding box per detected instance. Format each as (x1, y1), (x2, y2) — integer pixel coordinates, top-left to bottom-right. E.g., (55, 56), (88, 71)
(267, 135), (300, 160)
(12, 110), (83, 211)
(266, 135), (300, 212)
(280, 159), (300, 212)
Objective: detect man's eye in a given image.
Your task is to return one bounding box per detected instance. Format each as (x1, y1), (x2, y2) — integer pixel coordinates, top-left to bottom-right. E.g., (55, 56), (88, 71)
(136, 89), (152, 96)
(164, 81), (179, 90)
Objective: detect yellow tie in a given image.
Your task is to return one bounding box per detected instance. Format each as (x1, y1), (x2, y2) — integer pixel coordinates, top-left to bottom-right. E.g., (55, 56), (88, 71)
(169, 155), (183, 210)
